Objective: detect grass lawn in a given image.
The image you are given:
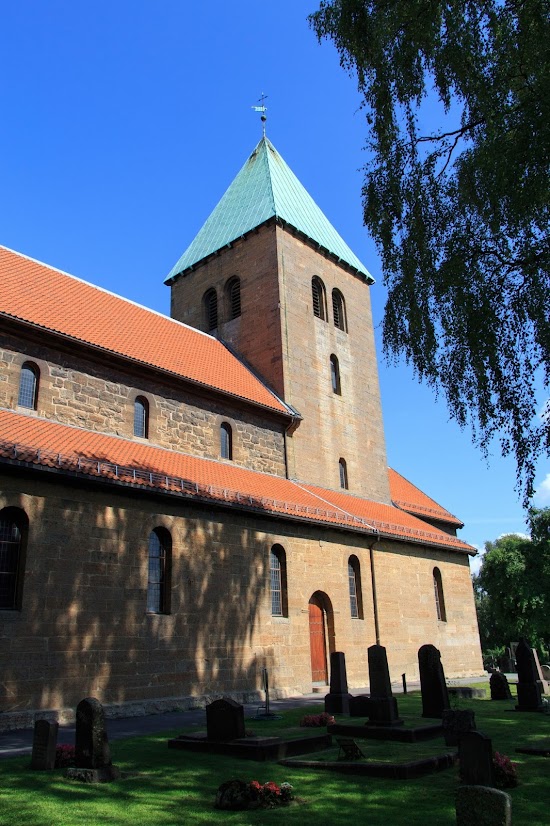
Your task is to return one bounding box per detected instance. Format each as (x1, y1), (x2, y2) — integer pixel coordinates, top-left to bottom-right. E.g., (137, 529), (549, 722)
(1, 687), (550, 826)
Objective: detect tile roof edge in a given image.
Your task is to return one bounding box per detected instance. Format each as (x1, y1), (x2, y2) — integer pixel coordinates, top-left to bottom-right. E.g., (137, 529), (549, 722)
(0, 413), (474, 553)
(389, 466), (464, 526)
(0, 243), (216, 341)
(1, 312), (292, 418)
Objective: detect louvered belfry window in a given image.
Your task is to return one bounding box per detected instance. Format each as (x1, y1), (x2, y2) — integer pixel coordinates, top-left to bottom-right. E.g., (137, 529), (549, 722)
(204, 288), (218, 331)
(332, 289), (347, 332)
(227, 277), (241, 320)
(312, 276), (327, 320)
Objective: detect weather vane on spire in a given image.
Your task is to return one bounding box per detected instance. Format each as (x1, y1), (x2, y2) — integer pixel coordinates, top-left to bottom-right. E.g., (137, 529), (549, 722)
(251, 93), (268, 136)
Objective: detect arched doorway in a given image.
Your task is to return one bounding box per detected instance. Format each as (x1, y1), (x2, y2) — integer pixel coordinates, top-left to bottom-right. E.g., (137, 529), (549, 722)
(308, 592), (334, 684)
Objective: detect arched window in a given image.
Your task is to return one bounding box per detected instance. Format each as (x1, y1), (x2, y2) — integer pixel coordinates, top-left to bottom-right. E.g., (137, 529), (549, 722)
(339, 458), (349, 490)
(147, 528), (171, 614)
(312, 276), (327, 321)
(348, 555), (364, 619)
(270, 544), (288, 617)
(220, 422), (233, 460)
(433, 567), (447, 622)
(203, 288), (218, 331)
(0, 507), (28, 610)
(134, 396), (149, 439)
(18, 362), (39, 410)
(226, 276), (241, 320)
(332, 289), (347, 332)
(330, 354), (341, 395)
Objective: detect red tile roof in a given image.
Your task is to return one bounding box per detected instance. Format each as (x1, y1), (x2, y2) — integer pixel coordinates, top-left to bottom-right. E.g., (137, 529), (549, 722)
(389, 468), (463, 527)
(0, 246), (289, 415)
(0, 409), (474, 553)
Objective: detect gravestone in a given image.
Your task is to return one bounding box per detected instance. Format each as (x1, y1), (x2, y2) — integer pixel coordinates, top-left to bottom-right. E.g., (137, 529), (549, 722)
(418, 644), (450, 718)
(31, 720), (58, 770)
(325, 652), (353, 715)
(365, 644), (402, 726)
(459, 730), (495, 787)
(490, 672), (513, 701)
(532, 648), (549, 694)
(67, 697), (119, 782)
(442, 709), (476, 746)
(515, 637), (543, 711)
(456, 786), (512, 826)
(206, 697), (245, 741)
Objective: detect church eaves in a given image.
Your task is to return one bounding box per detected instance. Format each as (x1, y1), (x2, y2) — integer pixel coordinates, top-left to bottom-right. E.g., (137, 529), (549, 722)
(166, 137), (373, 283)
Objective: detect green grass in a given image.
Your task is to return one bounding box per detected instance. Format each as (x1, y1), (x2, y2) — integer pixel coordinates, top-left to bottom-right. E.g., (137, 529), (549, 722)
(1, 688), (550, 826)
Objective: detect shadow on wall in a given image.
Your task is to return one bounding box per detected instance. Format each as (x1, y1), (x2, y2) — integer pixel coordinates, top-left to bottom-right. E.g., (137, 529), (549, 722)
(0, 475), (271, 713)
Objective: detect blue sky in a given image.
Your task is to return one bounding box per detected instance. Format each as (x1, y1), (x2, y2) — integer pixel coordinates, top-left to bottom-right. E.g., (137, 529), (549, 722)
(1, 1), (547, 570)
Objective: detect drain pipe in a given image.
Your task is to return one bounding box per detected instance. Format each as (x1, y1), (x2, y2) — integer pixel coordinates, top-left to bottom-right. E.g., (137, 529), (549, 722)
(368, 534), (382, 646)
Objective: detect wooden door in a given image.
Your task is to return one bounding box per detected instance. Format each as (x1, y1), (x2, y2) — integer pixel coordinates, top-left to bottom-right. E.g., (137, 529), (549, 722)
(309, 599), (327, 683)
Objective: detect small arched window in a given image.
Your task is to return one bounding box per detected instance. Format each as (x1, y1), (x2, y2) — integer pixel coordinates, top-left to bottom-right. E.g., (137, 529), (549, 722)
(18, 362), (39, 410)
(134, 396), (149, 439)
(203, 288), (218, 331)
(332, 289), (347, 332)
(226, 276), (241, 320)
(312, 276), (327, 321)
(270, 544), (288, 617)
(0, 507), (28, 610)
(147, 528), (171, 614)
(220, 422), (233, 460)
(339, 458), (349, 490)
(348, 555), (364, 619)
(433, 567), (447, 622)
(330, 354), (341, 395)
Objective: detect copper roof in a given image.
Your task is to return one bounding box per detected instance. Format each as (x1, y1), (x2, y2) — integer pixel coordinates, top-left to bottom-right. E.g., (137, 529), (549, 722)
(389, 468), (463, 527)
(0, 409), (473, 553)
(167, 137), (373, 282)
(0, 245), (289, 416)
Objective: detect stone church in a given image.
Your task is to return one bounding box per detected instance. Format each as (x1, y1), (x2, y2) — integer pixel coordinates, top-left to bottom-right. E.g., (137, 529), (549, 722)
(0, 136), (483, 727)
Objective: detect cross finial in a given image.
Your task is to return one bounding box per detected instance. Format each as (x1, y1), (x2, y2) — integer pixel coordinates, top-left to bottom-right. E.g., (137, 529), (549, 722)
(251, 93), (268, 136)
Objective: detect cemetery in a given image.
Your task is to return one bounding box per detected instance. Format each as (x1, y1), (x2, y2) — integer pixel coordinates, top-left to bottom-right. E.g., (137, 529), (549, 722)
(1, 643), (550, 824)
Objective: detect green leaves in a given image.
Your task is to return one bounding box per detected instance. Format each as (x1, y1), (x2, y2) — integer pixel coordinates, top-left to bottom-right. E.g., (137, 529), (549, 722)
(310, 0), (550, 504)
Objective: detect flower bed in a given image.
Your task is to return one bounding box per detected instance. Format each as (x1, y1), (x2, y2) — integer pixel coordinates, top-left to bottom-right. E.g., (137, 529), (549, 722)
(214, 779), (294, 810)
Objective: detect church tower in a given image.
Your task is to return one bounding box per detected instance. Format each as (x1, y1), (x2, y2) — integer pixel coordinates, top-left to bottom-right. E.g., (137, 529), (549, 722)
(166, 137), (391, 504)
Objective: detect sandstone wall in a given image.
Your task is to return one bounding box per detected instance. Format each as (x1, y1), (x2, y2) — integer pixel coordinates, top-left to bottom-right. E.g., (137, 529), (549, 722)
(0, 333), (286, 477)
(0, 474), (483, 720)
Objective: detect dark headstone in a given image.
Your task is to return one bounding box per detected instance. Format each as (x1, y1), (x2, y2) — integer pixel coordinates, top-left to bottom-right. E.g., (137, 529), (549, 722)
(456, 786), (512, 826)
(67, 697), (120, 781)
(325, 652), (353, 715)
(366, 644), (402, 724)
(459, 731), (495, 787)
(490, 672), (512, 701)
(515, 638), (543, 711)
(368, 644), (392, 698)
(349, 695), (372, 717)
(442, 708), (476, 746)
(31, 720), (58, 770)
(206, 697), (245, 741)
(418, 644), (450, 718)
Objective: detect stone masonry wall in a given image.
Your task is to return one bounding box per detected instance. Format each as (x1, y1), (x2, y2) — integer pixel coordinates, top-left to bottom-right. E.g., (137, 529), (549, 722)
(0, 332), (286, 477)
(169, 222), (391, 502)
(0, 473), (483, 720)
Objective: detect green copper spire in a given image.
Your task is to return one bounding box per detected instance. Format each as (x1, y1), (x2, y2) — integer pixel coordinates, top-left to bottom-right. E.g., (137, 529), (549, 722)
(165, 137), (373, 283)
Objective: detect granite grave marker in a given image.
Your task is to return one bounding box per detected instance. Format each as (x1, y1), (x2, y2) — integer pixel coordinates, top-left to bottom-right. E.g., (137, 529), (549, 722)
(31, 719), (58, 770)
(418, 644), (450, 718)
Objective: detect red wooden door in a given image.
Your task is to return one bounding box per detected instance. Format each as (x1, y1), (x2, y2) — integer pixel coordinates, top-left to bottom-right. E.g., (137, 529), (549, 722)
(309, 600), (327, 682)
